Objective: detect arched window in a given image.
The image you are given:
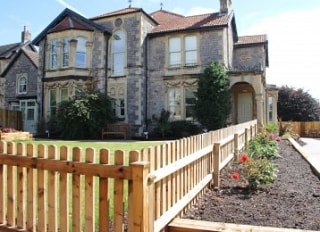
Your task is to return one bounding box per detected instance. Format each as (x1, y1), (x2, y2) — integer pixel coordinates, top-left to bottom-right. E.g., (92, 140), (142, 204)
(111, 31), (126, 76)
(76, 37), (87, 68)
(18, 76), (27, 94)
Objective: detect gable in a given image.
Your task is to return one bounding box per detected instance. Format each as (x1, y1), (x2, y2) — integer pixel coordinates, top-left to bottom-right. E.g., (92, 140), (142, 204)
(1, 49), (38, 77)
(33, 8), (111, 45)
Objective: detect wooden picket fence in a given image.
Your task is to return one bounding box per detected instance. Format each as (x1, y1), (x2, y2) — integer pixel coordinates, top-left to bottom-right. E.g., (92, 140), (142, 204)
(0, 109), (23, 131)
(281, 121), (320, 137)
(0, 120), (257, 232)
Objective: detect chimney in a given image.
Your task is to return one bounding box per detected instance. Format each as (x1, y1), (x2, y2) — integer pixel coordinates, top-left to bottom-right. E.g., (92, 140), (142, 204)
(220, 0), (232, 14)
(21, 26), (31, 43)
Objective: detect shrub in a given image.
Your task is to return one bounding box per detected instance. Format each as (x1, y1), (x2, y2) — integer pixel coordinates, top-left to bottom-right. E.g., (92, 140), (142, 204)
(248, 132), (280, 159)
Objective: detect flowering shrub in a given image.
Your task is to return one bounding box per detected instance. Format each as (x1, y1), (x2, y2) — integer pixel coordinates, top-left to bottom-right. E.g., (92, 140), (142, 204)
(0, 127), (17, 133)
(232, 153), (277, 190)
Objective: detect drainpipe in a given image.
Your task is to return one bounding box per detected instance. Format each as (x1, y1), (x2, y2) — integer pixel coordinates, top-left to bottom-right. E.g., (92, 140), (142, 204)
(104, 32), (110, 95)
(41, 38), (47, 121)
(144, 35), (149, 132)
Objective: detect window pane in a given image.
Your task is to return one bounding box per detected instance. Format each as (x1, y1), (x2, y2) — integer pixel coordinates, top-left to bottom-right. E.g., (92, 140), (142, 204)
(170, 52), (181, 67)
(185, 88), (196, 119)
(185, 51), (197, 65)
(49, 89), (57, 117)
(27, 108), (35, 120)
(51, 39), (58, 69)
(185, 36), (197, 65)
(168, 88), (181, 120)
(169, 38), (181, 52)
(112, 31), (126, 76)
(18, 77), (27, 93)
(185, 36), (196, 50)
(60, 88), (68, 102)
(113, 53), (125, 76)
(76, 38), (86, 68)
(62, 38), (69, 67)
(169, 38), (181, 66)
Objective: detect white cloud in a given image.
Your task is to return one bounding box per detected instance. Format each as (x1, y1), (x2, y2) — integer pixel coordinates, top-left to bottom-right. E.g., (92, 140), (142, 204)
(55, 0), (85, 16)
(172, 7), (216, 16)
(244, 8), (320, 100)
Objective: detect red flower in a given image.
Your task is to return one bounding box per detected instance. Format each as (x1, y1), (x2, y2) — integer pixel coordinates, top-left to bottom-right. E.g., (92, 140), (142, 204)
(275, 136), (281, 142)
(231, 172), (240, 180)
(239, 154), (249, 163)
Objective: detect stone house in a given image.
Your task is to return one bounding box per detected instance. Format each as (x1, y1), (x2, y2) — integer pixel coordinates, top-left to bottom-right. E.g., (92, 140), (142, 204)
(0, 27), (39, 133)
(32, 0), (278, 136)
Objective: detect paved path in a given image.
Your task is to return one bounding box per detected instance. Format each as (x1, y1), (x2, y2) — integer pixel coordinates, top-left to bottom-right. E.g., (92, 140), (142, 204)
(292, 137), (320, 177)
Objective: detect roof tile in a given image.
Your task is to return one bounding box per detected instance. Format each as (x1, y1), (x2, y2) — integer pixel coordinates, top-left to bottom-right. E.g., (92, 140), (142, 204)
(150, 10), (230, 34)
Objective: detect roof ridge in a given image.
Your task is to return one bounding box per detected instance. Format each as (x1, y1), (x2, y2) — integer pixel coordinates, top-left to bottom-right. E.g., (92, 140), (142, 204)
(150, 9), (185, 18)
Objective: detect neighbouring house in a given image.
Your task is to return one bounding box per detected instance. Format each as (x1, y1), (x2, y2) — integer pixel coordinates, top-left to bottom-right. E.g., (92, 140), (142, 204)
(0, 27), (39, 133)
(32, 0), (278, 137)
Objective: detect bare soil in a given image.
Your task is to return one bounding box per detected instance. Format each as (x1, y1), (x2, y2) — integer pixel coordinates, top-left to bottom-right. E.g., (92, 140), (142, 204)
(183, 139), (320, 231)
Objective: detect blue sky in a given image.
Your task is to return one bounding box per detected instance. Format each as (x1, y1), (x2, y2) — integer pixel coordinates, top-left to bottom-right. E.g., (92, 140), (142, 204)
(1, 0), (320, 100)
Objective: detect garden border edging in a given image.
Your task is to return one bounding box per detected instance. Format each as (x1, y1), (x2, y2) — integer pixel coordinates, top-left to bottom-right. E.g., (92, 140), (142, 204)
(288, 138), (320, 178)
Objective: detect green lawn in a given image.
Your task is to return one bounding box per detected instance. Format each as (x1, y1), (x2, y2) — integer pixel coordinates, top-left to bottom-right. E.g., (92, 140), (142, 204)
(27, 139), (165, 153)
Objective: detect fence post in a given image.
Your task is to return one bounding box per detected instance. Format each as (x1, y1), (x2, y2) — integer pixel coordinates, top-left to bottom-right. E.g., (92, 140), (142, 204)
(234, 133), (239, 160)
(245, 128), (249, 150)
(131, 161), (154, 232)
(213, 143), (221, 188)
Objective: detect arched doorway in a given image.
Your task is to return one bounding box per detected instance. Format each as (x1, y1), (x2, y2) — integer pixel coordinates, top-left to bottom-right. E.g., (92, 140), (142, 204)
(231, 83), (255, 124)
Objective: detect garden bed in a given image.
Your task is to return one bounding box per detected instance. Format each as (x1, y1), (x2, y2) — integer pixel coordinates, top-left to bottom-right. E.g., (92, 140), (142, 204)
(0, 131), (33, 141)
(183, 139), (320, 231)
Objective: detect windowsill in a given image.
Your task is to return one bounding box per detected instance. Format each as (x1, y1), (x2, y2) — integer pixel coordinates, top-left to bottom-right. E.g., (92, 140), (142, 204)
(167, 64), (199, 70)
(110, 75), (126, 78)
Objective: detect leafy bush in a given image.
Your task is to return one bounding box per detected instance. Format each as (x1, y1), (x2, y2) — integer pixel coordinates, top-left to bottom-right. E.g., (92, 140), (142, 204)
(194, 62), (231, 131)
(278, 85), (320, 121)
(55, 91), (115, 140)
(248, 132), (280, 159)
(168, 120), (202, 138)
(264, 123), (279, 134)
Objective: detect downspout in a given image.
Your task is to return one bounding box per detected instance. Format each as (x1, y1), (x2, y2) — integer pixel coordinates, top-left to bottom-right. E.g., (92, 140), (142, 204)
(144, 35), (149, 132)
(41, 38), (47, 121)
(104, 32), (110, 95)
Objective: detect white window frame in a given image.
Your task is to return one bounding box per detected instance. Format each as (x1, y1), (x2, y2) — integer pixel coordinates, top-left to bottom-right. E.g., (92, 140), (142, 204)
(18, 76), (27, 94)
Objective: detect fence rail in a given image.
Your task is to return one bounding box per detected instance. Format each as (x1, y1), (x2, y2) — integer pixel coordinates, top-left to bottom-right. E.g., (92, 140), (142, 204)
(0, 120), (257, 232)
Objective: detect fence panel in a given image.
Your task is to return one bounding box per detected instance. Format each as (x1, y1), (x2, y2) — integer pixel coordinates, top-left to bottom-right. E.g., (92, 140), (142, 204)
(0, 109), (23, 130)
(0, 120), (258, 232)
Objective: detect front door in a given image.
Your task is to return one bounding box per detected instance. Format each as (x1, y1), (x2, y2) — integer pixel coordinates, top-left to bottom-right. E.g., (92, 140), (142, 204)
(237, 92), (253, 123)
(20, 100), (37, 134)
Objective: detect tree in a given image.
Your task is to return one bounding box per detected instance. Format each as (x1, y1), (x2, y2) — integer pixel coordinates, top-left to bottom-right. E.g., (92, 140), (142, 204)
(55, 90), (115, 139)
(278, 85), (320, 121)
(194, 62), (231, 130)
